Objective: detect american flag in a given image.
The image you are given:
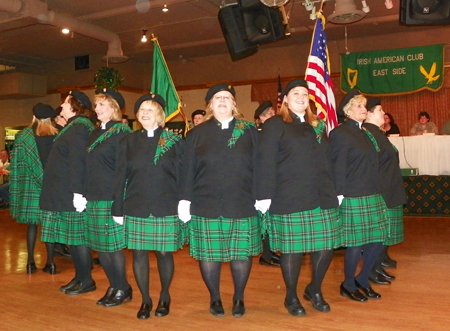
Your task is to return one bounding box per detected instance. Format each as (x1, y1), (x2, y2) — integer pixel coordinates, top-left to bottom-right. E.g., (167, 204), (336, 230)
(305, 12), (337, 135)
(277, 73), (282, 112)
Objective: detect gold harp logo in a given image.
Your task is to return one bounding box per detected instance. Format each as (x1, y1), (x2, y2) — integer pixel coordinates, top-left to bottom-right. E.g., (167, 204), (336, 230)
(347, 68), (358, 89)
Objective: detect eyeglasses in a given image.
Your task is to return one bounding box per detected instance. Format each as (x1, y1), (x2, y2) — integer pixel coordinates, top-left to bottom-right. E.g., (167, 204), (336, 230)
(213, 95), (232, 101)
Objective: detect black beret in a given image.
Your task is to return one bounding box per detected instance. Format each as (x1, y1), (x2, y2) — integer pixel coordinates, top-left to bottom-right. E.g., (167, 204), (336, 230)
(280, 79), (309, 100)
(191, 109), (206, 119)
(337, 89), (361, 117)
(134, 93), (165, 114)
(366, 98), (381, 112)
(69, 90), (92, 110)
(205, 84), (236, 103)
(95, 88), (125, 110)
(254, 101), (273, 119)
(33, 103), (56, 119)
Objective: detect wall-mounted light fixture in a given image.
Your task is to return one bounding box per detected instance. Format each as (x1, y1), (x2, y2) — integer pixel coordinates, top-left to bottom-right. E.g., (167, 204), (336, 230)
(162, 4), (169, 12)
(141, 29), (148, 42)
(62, 28), (70, 34)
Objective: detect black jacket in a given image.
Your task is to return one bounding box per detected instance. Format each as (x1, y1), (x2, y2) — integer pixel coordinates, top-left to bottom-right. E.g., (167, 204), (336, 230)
(255, 114), (338, 214)
(111, 127), (183, 218)
(180, 118), (259, 218)
(329, 119), (380, 197)
(363, 123), (407, 208)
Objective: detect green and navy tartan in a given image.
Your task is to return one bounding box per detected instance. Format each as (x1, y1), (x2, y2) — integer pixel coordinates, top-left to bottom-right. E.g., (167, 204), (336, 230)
(9, 128), (46, 225)
(189, 215), (262, 262)
(41, 210), (87, 245)
(85, 201), (126, 252)
(124, 214), (183, 252)
(269, 207), (342, 254)
(384, 205), (404, 246)
(339, 194), (388, 247)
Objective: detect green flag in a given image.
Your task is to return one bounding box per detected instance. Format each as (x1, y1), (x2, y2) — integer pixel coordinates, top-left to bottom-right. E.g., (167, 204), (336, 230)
(151, 38), (182, 122)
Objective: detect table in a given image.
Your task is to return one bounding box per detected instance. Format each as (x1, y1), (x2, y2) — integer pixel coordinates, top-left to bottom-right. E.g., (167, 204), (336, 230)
(388, 135), (450, 176)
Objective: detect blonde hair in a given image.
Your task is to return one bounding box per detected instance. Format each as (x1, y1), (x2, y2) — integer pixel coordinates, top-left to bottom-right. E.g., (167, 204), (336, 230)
(31, 117), (58, 136)
(94, 94), (122, 122)
(136, 100), (165, 127)
(204, 95), (243, 121)
(343, 94), (367, 117)
(278, 96), (319, 127)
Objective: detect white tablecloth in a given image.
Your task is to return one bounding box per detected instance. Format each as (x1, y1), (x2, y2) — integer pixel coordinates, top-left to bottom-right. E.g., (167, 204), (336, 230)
(388, 135), (450, 176)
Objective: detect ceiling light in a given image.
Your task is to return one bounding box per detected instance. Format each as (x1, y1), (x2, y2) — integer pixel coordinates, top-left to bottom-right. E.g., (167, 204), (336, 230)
(260, 0), (290, 7)
(162, 4), (169, 12)
(141, 29), (147, 42)
(361, 0), (370, 13)
(328, 0), (366, 24)
(62, 28), (70, 34)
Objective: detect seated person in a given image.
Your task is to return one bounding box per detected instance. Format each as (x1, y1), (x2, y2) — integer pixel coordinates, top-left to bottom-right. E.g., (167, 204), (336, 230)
(409, 111), (438, 136)
(382, 113), (400, 136)
(0, 150), (10, 185)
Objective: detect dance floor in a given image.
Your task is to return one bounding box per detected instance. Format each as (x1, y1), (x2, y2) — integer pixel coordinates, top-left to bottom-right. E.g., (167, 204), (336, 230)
(1, 209), (450, 331)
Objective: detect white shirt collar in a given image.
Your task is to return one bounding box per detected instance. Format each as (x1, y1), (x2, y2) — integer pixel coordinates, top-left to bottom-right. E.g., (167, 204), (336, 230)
(220, 116), (234, 129)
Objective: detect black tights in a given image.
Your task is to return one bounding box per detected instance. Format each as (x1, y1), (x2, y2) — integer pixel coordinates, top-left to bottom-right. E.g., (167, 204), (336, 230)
(98, 250), (129, 290)
(26, 224), (54, 265)
(70, 245), (93, 283)
(133, 250), (174, 305)
(343, 242), (383, 291)
(199, 259), (253, 302)
(280, 250), (333, 302)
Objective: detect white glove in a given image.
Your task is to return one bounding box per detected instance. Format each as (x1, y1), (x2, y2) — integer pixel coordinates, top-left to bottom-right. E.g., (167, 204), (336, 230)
(113, 216), (124, 225)
(73, 193), (87, 212)
(337, 195), (344, 206)
(255, 199), (272, 214)
(178, 200), (191, 223)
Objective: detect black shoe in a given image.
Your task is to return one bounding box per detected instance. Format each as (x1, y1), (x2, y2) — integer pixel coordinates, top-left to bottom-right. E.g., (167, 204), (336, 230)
(96, 287), (116, 306)
(210, 300), (225, 317)
(137, 303), (152, 320)
(259, 255), (281, 268)
(232, 300), (245, 318)
(340, 283), (368, 303)
(375, 268), (396, 281)
(369, 274), (391, 285)
(65, 280), (96, 296)
(26, 263), (37, 275)
(155, 300), (170, 317)
(303, 286), (330, 313)
(54, 245), (71, 258)
(355, 280), (381, 300)
(381, 259), (397, 269)
(103, 287), (132, 307)
(284, 298), (306, 317)
(59, 278), (78, 292)
(42, 263), (57, 275)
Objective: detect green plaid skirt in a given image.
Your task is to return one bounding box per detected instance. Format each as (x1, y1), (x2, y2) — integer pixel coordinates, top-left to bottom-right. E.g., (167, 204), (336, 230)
(124, 214), (183, 252)
(41, 210), (87, 246)
(85, 201), (126, 252)
(384, 205), (404, 246)
(269, 207), (342, 254)
(339, 194), (388, 247)
(189, 215), (262, 262)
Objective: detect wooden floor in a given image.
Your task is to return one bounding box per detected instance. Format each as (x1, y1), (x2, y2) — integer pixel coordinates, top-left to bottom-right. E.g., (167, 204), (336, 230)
(1, 209), (450, 331)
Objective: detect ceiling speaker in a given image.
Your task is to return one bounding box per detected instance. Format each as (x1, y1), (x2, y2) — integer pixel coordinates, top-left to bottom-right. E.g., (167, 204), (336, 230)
(218, 5), (258, 61)
(400, 0), (450, 25)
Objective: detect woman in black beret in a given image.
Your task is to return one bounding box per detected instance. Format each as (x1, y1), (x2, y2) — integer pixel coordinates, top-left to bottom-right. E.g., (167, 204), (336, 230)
(329, 91), (388, 302)
(10, 103), (58, 274)
(84, 89), (133, 307)
(40, 91), (96, 294)
(255, 79), (341, 316)
(112, 93), (184, 320)
(179, 84), (260, 318)
(363, 98), (406, 284)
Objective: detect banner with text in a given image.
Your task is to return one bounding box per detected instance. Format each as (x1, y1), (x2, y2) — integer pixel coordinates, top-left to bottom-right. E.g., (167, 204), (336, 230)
(340, 45), (444, 95)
